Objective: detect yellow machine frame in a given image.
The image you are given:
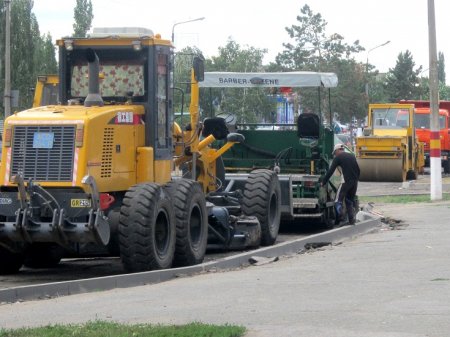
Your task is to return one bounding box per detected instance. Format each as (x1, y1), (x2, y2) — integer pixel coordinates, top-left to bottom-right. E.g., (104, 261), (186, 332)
(356, 103), (424, 182)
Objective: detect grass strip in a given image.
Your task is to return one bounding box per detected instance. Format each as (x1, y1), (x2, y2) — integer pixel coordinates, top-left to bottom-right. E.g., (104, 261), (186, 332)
(359, 193), (450, 204)
(0, 320), (246, 337)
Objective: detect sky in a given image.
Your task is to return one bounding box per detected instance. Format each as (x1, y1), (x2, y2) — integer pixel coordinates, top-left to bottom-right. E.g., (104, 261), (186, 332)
(33, 0), (450, 83)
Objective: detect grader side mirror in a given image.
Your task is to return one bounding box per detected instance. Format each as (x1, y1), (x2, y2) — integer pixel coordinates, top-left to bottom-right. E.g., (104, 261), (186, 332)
(193, 56), (204, 82)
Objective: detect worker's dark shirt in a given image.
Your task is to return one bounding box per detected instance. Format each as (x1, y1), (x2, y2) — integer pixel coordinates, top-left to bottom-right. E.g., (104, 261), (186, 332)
(323, 152), (360, 184)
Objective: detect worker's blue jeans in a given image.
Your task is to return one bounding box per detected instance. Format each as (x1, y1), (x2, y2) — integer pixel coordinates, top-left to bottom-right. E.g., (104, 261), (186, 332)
(335, 181), (358, 222)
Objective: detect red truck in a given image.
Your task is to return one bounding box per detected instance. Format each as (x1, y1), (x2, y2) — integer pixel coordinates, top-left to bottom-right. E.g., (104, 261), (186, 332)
(399, 100), (450, 173)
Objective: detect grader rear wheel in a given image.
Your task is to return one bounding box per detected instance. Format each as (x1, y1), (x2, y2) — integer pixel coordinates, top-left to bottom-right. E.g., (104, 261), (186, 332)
(242, 169), (281, 246)
(165, 179), (208, 267)
(119, 183), (176, 272)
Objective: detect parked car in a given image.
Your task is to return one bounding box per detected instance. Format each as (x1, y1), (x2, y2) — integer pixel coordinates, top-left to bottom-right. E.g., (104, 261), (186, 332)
(333, 121), (348, 134)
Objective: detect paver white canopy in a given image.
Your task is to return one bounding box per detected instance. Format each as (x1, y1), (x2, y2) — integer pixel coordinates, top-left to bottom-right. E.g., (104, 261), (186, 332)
(198, 71), (338, 88)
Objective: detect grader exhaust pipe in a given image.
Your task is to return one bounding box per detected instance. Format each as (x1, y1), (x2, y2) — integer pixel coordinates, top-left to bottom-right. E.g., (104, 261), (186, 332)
(84, 48), (104, 107)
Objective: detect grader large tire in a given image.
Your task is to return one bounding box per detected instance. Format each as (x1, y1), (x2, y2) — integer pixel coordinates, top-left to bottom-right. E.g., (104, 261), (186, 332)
(0, 246), (24, 275)
(165, 179), (208, 267)
(119, 183), (176, 273)
(242, 169), (281, 246)
(24, 243), (64, 268)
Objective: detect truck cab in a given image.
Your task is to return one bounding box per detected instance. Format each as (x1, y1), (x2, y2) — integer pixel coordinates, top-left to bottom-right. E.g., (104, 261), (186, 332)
(399, 100), (450, 173)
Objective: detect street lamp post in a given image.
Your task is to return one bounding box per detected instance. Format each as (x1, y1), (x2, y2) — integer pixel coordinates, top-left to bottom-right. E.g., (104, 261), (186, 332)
(171, 17), (205, 182)
(171, 17), (205, 43)
(365, 40), (391, 99)
(4, 0), (11, 118)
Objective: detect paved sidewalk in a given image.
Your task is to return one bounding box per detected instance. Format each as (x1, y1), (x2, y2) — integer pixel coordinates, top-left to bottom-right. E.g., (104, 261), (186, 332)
(357, 174), (450, 196)
(1, 201), (450, 337)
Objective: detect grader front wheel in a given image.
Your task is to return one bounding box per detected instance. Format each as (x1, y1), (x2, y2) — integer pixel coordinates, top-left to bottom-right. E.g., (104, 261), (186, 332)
(119, 183), (176, 273)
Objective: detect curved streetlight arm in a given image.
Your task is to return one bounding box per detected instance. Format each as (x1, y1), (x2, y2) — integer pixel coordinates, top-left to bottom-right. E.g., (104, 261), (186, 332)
(365, 40), (391, 98)
(171, 17), (205, 43)
(366, 40), (391, 71)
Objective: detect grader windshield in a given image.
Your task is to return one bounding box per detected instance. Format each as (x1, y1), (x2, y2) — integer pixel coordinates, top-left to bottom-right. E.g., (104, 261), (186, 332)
(65, 48), (148, 102)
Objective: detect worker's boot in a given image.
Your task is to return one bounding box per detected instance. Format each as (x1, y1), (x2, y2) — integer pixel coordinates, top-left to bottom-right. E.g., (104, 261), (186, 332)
(345, 198), (355, 225)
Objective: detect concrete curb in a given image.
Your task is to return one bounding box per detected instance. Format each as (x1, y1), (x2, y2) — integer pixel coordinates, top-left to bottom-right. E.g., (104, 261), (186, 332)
(0, 213), (380, 304)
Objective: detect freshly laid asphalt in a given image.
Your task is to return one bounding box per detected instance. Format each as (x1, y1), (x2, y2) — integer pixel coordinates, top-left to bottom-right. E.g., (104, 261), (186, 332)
(0, 176), (450, 336)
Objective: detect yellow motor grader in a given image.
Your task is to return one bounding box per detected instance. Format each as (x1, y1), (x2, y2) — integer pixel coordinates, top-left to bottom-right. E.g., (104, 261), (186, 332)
(0, 27), (281, 274)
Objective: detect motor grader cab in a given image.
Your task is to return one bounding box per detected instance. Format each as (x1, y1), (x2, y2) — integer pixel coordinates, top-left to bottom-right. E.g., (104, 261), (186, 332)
(356, 103), (424, 182)
(0, 27), (281, 274)
(198, 71), (341, 227)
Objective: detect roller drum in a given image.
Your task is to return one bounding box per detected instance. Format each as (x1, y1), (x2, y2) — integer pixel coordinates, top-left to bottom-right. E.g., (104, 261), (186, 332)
(357, 157), (405, 182)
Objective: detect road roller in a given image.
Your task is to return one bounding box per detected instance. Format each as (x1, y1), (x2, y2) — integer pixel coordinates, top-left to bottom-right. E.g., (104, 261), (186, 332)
(356, 103), (424, 182)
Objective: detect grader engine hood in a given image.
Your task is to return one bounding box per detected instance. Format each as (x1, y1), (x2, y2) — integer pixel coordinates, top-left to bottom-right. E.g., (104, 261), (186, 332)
(0, 104), (144, 189)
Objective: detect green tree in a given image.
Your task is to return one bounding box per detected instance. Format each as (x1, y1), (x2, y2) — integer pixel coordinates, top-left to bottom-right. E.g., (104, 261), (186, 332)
(438, 82), (450, 100)
(275, 4), (363, 72)
(438, 51), (446, 84)
(329, 59), (367, 123)
(274, 4), (365, 124)
(0, 0), (57, 113)
(0, 0), (39, 111)
(73, 0), (93, 37)
(172, 46), (204, 119)
(34, 33), (57, 75)
(384, 50), (421, 102)
(436, 52), (450, 100)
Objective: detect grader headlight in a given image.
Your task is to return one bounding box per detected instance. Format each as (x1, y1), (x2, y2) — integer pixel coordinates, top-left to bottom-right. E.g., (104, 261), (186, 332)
(3, 125), (12, 147)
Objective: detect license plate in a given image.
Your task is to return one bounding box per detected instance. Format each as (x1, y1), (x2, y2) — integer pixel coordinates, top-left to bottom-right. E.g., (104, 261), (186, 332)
(33, 132), (54, 149)
(71, 199), (92, 207)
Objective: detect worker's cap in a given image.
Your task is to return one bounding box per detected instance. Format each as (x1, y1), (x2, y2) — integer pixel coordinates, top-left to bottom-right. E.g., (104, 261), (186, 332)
(333, 144), (345, 154)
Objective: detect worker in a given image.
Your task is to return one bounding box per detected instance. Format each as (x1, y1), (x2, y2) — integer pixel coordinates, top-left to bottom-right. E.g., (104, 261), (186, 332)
(321, 143), (360, 225)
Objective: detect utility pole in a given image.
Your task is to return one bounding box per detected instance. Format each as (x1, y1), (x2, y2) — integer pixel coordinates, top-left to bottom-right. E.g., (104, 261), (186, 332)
(4, 0), (11, 118)
(428, 0), (442, 200)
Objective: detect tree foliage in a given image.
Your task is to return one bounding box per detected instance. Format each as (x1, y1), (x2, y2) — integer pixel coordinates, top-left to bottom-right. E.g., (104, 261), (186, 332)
(384, 50), (421, 102)
(172, 46), (204, 119)
(34, 33), (57, 75)
(273, 4), (365, 124)
(276, 4), (363, 72)
(73, 0), (93, 37)
(0, 0), (57, 114)
(438, 51), (446, 84)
